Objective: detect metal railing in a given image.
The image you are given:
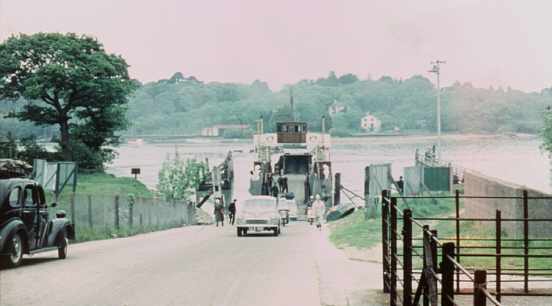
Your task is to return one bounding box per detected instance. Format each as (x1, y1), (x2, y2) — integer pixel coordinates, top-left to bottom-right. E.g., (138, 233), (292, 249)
(381, 190), (552, 306)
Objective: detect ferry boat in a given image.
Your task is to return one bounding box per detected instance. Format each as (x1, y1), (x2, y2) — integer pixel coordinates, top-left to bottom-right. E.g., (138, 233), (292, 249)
(249, 115), (333, 218)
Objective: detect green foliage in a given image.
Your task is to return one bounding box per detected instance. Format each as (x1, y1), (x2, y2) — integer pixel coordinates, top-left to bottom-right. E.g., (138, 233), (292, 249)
(16, 135), (52, 164)
(126, 72), (550, 136)
(0, 132), (17, 158)
(540, 106), (552, 154)
(157, 152), (208, 201)
(0, 33), (136, 170)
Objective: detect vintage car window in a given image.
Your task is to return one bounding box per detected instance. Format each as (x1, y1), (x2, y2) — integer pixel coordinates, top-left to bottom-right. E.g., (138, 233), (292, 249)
(37, 186), (46, 207)
(8, 187), (21, 208)
(23, 186), (37, 207)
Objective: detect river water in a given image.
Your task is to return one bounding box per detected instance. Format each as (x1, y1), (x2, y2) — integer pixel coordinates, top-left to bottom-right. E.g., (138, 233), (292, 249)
(108, 134), (551, 196)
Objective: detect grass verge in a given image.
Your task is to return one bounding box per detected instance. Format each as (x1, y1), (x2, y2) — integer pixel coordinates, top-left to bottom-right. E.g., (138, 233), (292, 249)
(46, 172), (190, 243)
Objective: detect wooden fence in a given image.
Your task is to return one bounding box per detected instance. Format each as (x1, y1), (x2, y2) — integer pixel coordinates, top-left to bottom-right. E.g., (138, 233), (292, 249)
(381, 190), (552, 306)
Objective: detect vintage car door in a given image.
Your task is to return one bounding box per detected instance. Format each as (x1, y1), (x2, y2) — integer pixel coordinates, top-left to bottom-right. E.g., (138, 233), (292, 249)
(36, 186), (50, 248)
(21, 184), (40, 250)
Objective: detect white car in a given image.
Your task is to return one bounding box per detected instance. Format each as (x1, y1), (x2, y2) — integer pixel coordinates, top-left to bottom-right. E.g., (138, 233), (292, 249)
(237, 196), (281, 237)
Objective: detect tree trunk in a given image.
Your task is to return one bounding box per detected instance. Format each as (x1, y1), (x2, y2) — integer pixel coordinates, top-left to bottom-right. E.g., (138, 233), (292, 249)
(59, 120), (71, 160)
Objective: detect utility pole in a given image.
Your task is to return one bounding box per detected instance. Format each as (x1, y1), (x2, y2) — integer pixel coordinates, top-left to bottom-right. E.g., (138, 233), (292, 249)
(290, 87), (296, 121)
(429, 60), (446, 161)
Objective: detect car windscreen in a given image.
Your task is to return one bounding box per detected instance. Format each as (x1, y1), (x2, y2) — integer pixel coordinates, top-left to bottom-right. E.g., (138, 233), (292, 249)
(243, 199), (276, 212)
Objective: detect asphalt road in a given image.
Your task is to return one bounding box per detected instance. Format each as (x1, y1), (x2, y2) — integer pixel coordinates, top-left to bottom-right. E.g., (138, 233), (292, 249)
(0, 223), (327, 306)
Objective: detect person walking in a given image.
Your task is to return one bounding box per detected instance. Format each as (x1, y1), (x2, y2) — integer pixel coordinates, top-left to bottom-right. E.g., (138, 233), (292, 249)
(396, 176), (404, 195)
(228, 199), (237, 225)
(281, 174), (288, 194)
(214, 197), (224, 227)
(312, 194), (326, 230)
(271, 184), (279, 198)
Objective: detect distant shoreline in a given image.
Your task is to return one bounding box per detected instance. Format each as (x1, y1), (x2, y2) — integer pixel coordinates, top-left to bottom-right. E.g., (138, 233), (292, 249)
(118, 132), (538, 145)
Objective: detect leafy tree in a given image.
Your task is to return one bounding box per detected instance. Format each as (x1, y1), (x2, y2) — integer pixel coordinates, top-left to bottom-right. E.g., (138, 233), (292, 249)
(541, 106), (552, 153)
(0, 33), (136, 169)
(157, 152), (209, 201)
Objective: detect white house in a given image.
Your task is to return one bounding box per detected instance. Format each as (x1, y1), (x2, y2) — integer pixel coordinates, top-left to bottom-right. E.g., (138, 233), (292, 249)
(360, 113), (382, 132)
(328, 100), (347, 116)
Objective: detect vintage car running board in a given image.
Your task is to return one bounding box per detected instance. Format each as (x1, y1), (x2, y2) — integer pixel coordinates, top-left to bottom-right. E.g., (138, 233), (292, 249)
(29, 246), (58, 255)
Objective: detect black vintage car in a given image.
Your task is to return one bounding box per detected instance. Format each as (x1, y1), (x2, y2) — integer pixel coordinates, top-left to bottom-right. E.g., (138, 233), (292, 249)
(0, 178), (75, 267)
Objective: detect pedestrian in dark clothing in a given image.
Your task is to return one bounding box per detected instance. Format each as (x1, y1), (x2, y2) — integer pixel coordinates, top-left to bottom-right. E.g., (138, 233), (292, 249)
(397, 176), (404, 195)
(228, 199), (237, 225)
(271, 184), (279, 198)
(281, 175), (288, 193)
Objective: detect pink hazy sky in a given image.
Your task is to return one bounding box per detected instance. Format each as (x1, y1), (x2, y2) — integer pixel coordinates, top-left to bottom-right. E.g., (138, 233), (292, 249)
(1, 0), (551, 91)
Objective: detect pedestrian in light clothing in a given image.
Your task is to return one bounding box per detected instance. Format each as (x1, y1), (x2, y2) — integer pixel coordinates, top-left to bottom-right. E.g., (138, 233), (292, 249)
(312, 194), (326, 230)
(228, 199), (237, 225)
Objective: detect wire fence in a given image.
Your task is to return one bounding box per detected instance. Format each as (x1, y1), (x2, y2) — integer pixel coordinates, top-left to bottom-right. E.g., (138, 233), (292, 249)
(56, 193), (195, 241)
(381, 190), (552, 306)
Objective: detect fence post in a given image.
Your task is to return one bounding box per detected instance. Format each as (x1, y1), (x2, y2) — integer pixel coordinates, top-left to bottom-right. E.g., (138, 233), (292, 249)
(495, 210), (501, 302)
(455, 189), (461, 293)
(522, 189), (529, 293)
(70, 193), (76, 225)
(129, 198), (134, 229)
(390, 196), (398, 306)
(473, 270), (487, 306)
(430, 229), (439, 306)
(381, 190), (390, 293)
(441, 242), (455, 306)
(87, 195), (93, 228)
(364, 166), (370, 208)
(334, 172), (341, 206)
(422, 225), (430, 306)
(430, 230), (438, 272)
(403, 209), (413, 306)
(114, 195), (120, 231)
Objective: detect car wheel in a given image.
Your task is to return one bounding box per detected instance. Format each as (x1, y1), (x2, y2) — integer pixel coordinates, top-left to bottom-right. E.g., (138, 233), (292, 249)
(237, 227), (242, 237)
(57, 232), (68, 260)
(273, 228), (278, 236)
(1, 232), (24, 268)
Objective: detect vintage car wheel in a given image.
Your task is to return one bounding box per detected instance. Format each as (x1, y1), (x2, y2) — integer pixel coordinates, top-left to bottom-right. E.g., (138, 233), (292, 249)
(57, 233), (68, 259)
(2, 232), (23, 268)
(237, 227), (242, 237)
(273, 228), (279, 236)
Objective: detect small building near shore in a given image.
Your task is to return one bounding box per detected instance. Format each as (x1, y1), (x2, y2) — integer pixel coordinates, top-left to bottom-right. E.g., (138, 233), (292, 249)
(201, 124), (249, 137)
(360, 113), (382, 132)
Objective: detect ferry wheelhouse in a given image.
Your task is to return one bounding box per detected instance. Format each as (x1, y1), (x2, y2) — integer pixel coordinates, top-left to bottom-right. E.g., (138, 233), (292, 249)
(250, 118), (333, 217)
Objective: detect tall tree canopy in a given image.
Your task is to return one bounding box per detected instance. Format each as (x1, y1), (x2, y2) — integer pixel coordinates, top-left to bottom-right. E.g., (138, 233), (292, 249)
(0, 33), (136, 169)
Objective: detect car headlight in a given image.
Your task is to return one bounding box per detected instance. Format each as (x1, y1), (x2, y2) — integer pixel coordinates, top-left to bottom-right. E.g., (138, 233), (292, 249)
(237, 218), (245, 225)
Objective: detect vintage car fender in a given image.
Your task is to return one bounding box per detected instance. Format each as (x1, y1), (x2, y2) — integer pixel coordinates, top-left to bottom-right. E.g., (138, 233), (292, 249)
(46, 218), (75, 247)
(0, 219), (27, 254)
